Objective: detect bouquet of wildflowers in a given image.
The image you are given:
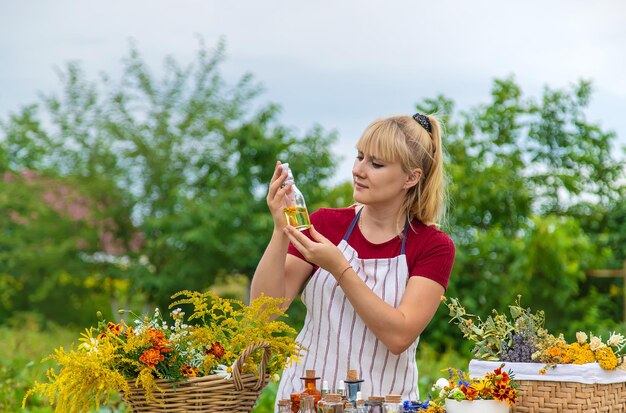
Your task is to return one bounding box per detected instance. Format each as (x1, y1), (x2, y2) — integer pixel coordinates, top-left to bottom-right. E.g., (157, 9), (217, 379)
(434, 364), (519, 406)
(444, 295), (626, 371)
(24, 290), (303, 413)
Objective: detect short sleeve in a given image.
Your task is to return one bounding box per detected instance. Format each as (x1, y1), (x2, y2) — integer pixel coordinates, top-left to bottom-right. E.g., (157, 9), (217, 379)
(409, 230), (455, 290)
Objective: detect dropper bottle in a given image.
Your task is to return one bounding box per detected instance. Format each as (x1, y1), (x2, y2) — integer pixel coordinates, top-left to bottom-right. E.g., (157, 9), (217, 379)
(281, 162), (311, 231)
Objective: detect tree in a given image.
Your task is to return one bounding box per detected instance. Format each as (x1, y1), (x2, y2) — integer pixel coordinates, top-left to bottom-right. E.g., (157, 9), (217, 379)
(0, 39), (339, 320)
(416, 77), (625, 347)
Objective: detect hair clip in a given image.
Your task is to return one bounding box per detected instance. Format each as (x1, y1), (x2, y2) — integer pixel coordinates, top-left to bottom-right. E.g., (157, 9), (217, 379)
(412, 113), (432, 133)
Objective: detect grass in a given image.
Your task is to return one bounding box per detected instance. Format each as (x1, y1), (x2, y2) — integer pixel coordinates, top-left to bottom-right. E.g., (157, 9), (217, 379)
(4, 316), (467, 413)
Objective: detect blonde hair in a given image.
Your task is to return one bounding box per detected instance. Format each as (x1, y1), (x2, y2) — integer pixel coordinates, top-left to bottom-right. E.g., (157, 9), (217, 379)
(355, 114), (446, 227)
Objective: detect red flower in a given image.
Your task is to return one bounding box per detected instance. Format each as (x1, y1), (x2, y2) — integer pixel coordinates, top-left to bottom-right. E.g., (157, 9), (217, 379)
(107, 322), (122, 336)
(206, 342), (226, 359)
(181, 365), (199, 377)
(139, 348), (165, 368)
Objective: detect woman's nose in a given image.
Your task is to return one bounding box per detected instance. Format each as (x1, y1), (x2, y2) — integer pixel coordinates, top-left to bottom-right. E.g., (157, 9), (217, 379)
(352, 159), (364, 177)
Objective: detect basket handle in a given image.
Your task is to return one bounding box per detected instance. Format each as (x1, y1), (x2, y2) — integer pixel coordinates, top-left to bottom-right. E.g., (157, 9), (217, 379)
(232, 341), (271, 391)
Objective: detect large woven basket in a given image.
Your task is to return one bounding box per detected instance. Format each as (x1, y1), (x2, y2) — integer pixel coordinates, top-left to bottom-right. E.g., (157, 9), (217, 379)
(513, 380), (626, 412)
(125, 341), (272, 413)
(470, 360), (626, 413)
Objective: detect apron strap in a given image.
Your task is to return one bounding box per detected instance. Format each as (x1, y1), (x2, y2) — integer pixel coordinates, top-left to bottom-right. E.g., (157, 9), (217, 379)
(345, 207), (410, 256)
(343, 207), (363, 241)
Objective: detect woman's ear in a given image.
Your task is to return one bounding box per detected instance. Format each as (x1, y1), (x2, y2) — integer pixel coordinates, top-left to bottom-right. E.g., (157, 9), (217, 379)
(404, 168), (422, 189)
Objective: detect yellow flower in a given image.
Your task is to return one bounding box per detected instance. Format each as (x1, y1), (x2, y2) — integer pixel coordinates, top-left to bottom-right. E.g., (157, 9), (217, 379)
(595, 347), (618, 370)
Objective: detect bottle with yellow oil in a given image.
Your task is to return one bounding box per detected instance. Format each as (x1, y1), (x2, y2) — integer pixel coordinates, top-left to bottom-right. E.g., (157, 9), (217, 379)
(281, 163), (311, 231)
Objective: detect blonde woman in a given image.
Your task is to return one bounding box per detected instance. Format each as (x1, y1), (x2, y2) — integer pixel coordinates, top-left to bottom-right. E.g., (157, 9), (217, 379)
(251, 113), (455, 407)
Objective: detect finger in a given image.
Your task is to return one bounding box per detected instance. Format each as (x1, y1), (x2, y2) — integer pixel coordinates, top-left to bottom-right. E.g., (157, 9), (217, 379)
(309, 225), (330, 244)
(268, 167), (288, 197)
(284, 227), (308, 253)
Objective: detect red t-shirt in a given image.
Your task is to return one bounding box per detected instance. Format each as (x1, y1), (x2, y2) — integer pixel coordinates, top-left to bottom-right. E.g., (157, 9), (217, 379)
(287, 207), (455, 290)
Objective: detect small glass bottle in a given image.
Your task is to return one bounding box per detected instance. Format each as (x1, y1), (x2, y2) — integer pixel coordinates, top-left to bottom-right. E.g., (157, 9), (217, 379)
(279, 399), (293, 413)
(355, 397), (366, 413)
(382, 394), (402, 413)
(366, 396), (384, 413)
(321, 393), (344, 413)
(336, 380), (345, 400)
(291, 393), (301, 413)
(299, 394), (316, 413)
(344, 369), (364, 406)
(318, 380), (330, 413)
(301, 369), (322, 410)
(281, 162), (311, 231)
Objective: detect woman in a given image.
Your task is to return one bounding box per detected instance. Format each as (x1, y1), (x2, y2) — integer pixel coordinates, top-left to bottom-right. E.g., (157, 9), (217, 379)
(250, 113), (455, 406)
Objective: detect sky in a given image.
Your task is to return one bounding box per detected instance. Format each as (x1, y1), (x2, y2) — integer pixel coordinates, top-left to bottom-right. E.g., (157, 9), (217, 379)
(1, 0), (625, 183)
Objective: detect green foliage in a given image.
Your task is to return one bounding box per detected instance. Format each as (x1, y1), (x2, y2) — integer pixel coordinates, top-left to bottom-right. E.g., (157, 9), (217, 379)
(0, 39), (339, 315)
(419, 76), (626, 350)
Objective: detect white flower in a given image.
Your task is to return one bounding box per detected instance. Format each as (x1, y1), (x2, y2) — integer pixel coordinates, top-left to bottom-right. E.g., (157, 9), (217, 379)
(79, 338), (99, 354)
(576, 331), (588, 344)
(608, 332), (625, 347)
(435, 377), (450, 389)
(212, 364), (233, 380)
(590, 335), (606, 351)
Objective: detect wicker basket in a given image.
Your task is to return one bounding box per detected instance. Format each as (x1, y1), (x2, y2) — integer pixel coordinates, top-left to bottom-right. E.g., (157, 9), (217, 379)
(470, 359), (626, 413)
(512, 380), (626, 413)
(125, 341), (272, 413)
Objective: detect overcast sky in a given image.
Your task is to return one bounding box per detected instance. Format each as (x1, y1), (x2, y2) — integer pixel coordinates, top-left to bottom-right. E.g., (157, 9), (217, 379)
(1, 0), (625, 183)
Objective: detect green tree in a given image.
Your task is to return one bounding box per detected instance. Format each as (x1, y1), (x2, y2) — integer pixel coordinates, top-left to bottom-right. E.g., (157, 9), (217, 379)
(0, 39), (339, 319)
(416, 77), (625, 347)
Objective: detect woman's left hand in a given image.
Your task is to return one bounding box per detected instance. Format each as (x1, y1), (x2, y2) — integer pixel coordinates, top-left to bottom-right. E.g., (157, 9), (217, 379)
(283, 225), (348, 275)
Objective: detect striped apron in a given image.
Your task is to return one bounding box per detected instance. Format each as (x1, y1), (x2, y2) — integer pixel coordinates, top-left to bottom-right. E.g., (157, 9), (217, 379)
(275, 208), (419, 410)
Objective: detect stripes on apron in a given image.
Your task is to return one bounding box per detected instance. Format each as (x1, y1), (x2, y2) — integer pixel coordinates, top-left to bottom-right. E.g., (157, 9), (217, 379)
(275, 208), (419, 410)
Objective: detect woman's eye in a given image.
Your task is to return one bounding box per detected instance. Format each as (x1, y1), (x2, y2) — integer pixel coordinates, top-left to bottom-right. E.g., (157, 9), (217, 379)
(372, 162), (383, 168)
(356, 155), (364, 161)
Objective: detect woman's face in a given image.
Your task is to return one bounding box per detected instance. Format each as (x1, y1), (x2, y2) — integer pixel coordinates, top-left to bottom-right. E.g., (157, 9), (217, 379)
(352, 150), (410, 206)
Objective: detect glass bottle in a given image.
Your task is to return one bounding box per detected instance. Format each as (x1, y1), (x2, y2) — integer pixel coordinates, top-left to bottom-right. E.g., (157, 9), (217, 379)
(291, 393), (301, 413)
(355, 398), (367, 413)
(320, 394), (344, 413)
(336, 380), (345, 400)
(299, 394), (316, 413)
(279, 399), (293, 413)
(281, 162), (311, 230)
(300, 369), (322, 409)
(318, 380), (330, 413)
(366, 396), (384, 413)
(382, 394), (402, 413)
(344, 369), (364, 406)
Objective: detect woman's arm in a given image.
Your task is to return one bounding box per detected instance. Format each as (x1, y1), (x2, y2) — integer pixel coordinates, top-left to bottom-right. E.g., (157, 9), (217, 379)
(250, 230), (313, 306)
(284, 224), (445, 354)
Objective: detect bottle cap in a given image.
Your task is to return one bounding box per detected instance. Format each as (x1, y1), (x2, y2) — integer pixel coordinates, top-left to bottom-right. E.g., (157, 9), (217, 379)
(338, 380), (345, 390)
(368, 396), (385, 402)
(301, 369), (320, 380)
(322, 380), (329, 390)
(384, 394), (402, 403)
(346, 369), (358, 381)
(325, 394), (342, 403)
(278, 399), (291, 406)
(356, 391), (363, 401)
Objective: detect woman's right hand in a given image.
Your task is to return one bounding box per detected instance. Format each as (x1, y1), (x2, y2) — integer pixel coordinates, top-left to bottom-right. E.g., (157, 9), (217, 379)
(266, 161), (291, 229)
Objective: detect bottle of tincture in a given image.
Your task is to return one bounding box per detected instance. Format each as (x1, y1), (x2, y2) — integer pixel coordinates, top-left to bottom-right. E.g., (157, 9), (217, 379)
(281, 162), (311, 231)
(278, 399), (292, 413)
(366, 396), (384, 413)
(355, 393), (366, 413)
(300, 369), (322, 410)
(382, 394), (402, 413)
(298, 394), (316, 413)
(344, 369), (364, 407)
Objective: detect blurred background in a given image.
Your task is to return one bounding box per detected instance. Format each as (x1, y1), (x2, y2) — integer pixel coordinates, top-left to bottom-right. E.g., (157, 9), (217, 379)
(1, 1), (625, 411)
